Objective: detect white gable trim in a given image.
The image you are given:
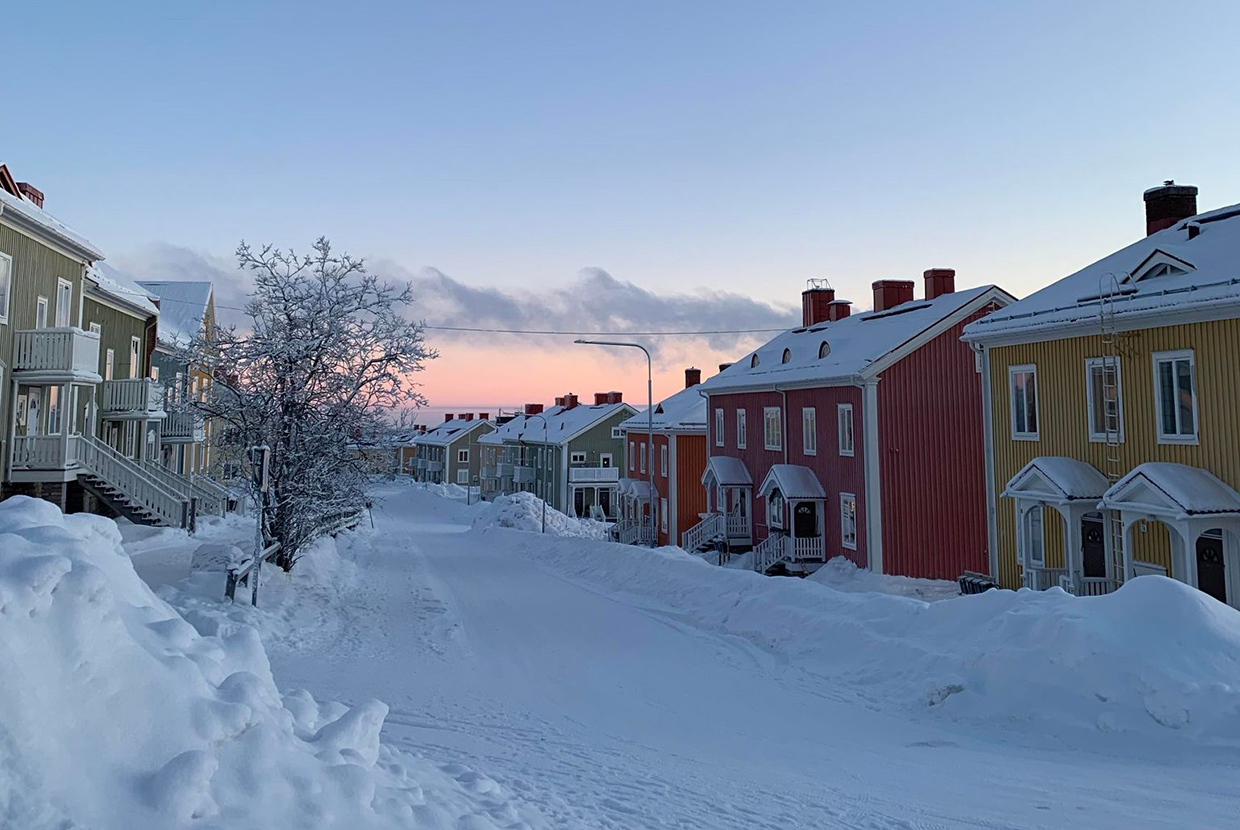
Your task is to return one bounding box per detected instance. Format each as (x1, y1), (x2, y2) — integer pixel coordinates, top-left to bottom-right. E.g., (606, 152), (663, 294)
(861, 286), (1015, 378)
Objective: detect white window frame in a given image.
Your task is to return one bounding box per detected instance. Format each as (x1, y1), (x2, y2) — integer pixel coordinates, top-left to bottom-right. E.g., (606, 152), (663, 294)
(129, 336), (141, 380)
(0, 251), (12, 324)
(660, 498), (668, 533)
(458, 448), (470, 463)
(837, 404), (854, 457)
(570, 451), (587, 464)
(456, 468), (469, 485)
(736, 409), (746, 449)
(763, 406), (782, 451)
(715, 408), (725, 447)
(611, 427), (623, 439)
(55, 278), (73, 328)
(36, 296), (49, 329)
(802, 407), (817, 455)
(600, 453), (612, 468)
(46, 386), (62, 435)
(1008, 364), (1040, 440)
(104, 349), (115, 382)
(151, 365), (159, 382)
(640, 442), (647, 474)
(660, 443), (668, 477)
(1084, 356), (1125, 442)
(88, 322), (101, 335)
(840, 493), (857, 550)
(1151, 350), (1199, 445)
(629, 441), (635, 471)
(1022, 504), (1046, 567)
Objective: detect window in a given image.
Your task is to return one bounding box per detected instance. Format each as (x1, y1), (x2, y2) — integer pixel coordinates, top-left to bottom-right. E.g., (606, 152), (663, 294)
(88, 322), (101, 335)
(458, 448), (469, 463)
(837, 404), (854, 456)
(1152, 350), (1197, 443)
(457, 469), (469, 484)
(47, 386), (61, 435)
(0, 252), (11, 324)
(55, 279), (72, 327)
(600, 453), (612, 468)
(1009, 365), (1039, 439)
(660, 498), (668, 533)
(715, 408), (724, 446)
(629, 441), (635, 470)
(818, 341), (830, 359)
(802, 407), (817, 455)
(840, 493), (857, 550)
(129, 336), (141, 380)
(781, 348), (792, 364)
(104, 349), (115, 381)
(660, 443), (668, 477)
(750, 353), (759, 368)
(571, 451), (587, 464)
(763, 407), (782, 451)
(1024, 505), (1045, 567)
(151, 365), (159, 382)
(1085, 357), (1124, 441)
(611, 427), (622, 439)
(736, 409), (747, 448)
(36, 296), (48, 328)
(640, 442), (647, 473)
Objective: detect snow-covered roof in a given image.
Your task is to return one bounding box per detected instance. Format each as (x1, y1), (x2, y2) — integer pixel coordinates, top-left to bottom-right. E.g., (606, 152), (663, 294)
(619, 478), (657, 500)
(758, 464), (827, 500)
(478, 414), (530, 446)
(700, 285), (1005, 393)
(619, 384), (706, 433)
(964, 203), (1240, 343)
(517, 402), (637, 446)
(1003, 456), (1110, 502)
(0, 186), (104, 261)
(701, 455), (752, 488)
(418, 418), (491, 446)
(137, 281), (214, 347)
(87, 262), (159, 317)
(1102, 462), (1240, 516)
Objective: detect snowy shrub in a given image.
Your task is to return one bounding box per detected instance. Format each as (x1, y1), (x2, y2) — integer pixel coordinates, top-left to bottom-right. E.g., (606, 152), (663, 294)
(472, 492), (610, 539)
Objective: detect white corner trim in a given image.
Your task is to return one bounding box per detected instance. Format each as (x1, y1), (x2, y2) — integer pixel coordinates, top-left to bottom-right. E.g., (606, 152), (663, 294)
(862, 379), (883, 574)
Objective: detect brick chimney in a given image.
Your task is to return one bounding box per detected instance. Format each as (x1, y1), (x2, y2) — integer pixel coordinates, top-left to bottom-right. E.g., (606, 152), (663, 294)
(801, 282), (835, 327)
(872, 280), (914, 312)
(563, 393), (579, 410)
(594, 392), (608, 405)
(827, 300), (851, 321)
(924, 268), (956, 300)
(606, 391), (623, 404)
(1145, 180), (1198, 236)
(479, 412), (490, 421)
(523, 403), (544, 416)
(719, 362), (733, 373)
(443, 413), (455, 422)
(463, 413), (474, 421)
(17, 182), (43, 208)
(685, 367), (702, 388)
(554, 396), (566, 407)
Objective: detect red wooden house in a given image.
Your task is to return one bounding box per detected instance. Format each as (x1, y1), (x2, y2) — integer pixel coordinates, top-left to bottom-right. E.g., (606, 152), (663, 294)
(695, 271), (1014, 579)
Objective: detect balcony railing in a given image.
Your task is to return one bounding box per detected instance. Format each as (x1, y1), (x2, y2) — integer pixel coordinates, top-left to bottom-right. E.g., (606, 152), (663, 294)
(11, 434), (81, 470)
(480, 465), (497, 479)
(426, 460), (444, 473)
(725, 513), (751, 538)
(513, 465), (536, 484)
(13, 328), (100, 377)
(569, 466), (620, 483)
(163, 410), (205, 443)
(496, 462), (514, 478)
(102, 378), (165, 417)
(790, 535), (825, 561)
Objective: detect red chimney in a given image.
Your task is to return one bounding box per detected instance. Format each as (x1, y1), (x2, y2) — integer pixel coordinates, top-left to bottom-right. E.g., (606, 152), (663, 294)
(827, 300), (851, 321)
(523, 403), (543, 415)
(479, 412), (490, 421)
(443, 413), (455, 422)
(718, 362), (733, 373)
(872, 280), (914, 312)
(17, 182), (43, 208)
(606, 391), (623, 404)
(684, 367), (701, 388)
(463, 413), (474, 421)
(1145, 180), (1198, 236)
(554, 396), (566, 407)
(564, 393), (579, 410)
(924, 268), (956, 300)
(594, 392), (608, 405)
(801, 281), (835, 327)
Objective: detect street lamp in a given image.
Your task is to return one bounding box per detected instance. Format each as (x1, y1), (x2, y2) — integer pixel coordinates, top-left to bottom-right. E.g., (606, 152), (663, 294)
(522, 411), (550, 533)
(573, 339), (655, 547)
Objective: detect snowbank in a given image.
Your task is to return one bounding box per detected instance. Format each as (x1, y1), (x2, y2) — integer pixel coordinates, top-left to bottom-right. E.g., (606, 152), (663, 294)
(0, 496), (540, 829)
(493, 530), (1240, 744)
(472, 492), (609, 539)
(808, 555), (960, 602)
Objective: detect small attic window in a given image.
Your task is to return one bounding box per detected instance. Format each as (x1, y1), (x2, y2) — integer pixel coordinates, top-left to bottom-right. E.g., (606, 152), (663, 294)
(781, 348), (792, 364)
(750, 353), (760, 368)
(1127, 249), (1195, 284)
(818, 341), (831, 359)
(1139, 263), (1187, 280)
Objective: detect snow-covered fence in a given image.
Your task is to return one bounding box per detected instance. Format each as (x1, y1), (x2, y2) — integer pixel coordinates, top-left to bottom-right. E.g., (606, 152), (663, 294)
(225, 540), (282, 606)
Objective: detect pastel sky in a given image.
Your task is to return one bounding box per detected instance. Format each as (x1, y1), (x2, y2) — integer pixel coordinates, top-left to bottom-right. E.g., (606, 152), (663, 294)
(5, 0), (1240, 421)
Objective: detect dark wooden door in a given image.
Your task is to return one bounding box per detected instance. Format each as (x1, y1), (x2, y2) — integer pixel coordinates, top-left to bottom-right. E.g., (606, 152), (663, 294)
(1081, 517), (1107, 578)
(1196, 533), (1227, 603)
(793, 502), (818, 538)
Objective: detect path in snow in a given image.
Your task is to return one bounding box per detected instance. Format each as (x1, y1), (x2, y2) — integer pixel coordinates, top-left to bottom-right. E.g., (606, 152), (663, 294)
(262, 485), (1236, 829)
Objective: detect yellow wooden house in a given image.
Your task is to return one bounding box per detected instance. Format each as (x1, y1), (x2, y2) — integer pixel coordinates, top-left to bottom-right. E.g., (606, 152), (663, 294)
(963, 182), (1240, 609)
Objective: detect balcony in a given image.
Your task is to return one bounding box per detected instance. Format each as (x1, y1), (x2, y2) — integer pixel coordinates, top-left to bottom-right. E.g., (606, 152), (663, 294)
(10, 434), (82, 473)
(162, 409), (205, 443)
(480, 465), (496, 479)
(513, 465), (536, 484)
(496, 462), (514, 478)
(13, 328), (101, 381)
(426, 460), (444, 473)
(102, 378), (166, 419)
(569, 466), (620, 483)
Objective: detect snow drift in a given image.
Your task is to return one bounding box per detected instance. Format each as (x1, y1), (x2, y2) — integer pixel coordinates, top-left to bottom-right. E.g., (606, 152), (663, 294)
(472, 492), (609, 539)
(0, 497), (539, 829)
(493, 531), (1240, 744)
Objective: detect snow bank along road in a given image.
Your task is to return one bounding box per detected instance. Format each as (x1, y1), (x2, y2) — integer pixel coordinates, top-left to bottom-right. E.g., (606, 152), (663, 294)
(229, 486), (1240, 827)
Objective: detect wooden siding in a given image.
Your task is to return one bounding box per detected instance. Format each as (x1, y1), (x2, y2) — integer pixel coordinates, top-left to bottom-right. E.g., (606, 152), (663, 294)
(675, 433), (708, 544)
(877, 308), (994, 579)
(988, 318), (1240, 587)
(83, 297), (153, 380)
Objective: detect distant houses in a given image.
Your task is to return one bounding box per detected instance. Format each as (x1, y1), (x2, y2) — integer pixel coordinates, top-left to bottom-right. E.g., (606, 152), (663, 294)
(411, 413), (494, 485)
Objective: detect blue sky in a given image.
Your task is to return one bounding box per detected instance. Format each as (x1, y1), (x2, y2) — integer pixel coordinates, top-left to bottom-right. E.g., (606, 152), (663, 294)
(5, 0), (1240, 408)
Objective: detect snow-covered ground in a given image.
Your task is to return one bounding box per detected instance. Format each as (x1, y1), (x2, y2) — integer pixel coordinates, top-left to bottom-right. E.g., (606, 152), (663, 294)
(13, 481), (1240, 828)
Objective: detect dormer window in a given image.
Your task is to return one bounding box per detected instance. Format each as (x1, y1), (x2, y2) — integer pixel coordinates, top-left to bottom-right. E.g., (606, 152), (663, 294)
(1127, 249), (1195, 284)
(750, 353), (760, 368)
(781, 348), (792, 364)
(818, 341), (830, 359)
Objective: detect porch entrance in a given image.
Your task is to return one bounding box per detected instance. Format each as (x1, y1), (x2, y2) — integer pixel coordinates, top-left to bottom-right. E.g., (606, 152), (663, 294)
(1196, 531), (1227, 604)
(1082, 514), (1107, 579)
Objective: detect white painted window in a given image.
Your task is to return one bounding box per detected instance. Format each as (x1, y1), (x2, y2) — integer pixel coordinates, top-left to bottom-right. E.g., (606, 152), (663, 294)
(1152, 350), (1198, 443)
(714, 408), (724, 447)
(458, 448), (469, 463)
(1009, 365), (1039, 440)
(104, 349), (115, 381)
(640, 442), (647, 474)
(600, 453), (612, 468)
(55, 279), (72, 327)
(1085, 357), (1124, 442)
(837, 404), (854, 456)
(660, 443), (668, 477)
(736, 409), (746, 448)
(611, 427), (622, 439)
(570, 451), (587, 463)
(802, 407), (817, 455)
(36, 296), (48, 328)
(151, 365), (159, 381)
(0, 251), (11, 324)
(88, 322), (101, 335)
(1024, 505), (1045, 567)
(457, 469), (469, 484)
(763, 407), (782, 451)
(129, 336), (141, 380)
(660, 498), (668, 533)
(840, 493), (857, 550)
(47, 386), (61, 435)
(629, 441), (635, 471)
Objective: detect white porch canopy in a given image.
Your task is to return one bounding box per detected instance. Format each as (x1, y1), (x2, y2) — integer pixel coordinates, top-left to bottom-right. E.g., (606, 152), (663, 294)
(1002, 456), (1109, 505)
(702, 455), (752, 488)
(619, 478), (656, 501)
(1101, 462), (1240, 587)
(757, 464), (826, 501)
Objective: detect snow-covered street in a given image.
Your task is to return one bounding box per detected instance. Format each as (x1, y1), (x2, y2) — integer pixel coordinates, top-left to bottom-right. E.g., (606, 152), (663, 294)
(210, 483), (1240, 829)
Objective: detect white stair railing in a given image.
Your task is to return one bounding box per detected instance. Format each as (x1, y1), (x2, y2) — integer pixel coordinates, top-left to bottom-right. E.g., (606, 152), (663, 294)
(753, 534), (788, 574)
(77, 435), (191, 528)
(141, 460), (228, 517)
(681, 513), (724, 551)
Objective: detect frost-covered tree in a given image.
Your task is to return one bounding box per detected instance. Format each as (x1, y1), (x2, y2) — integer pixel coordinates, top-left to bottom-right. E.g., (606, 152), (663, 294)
(189, 238), (435, 569)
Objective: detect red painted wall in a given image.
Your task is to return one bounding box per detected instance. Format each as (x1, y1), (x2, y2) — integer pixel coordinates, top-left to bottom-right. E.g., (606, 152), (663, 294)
(876, 306), (998, 579)
(675, 433), (708, 544)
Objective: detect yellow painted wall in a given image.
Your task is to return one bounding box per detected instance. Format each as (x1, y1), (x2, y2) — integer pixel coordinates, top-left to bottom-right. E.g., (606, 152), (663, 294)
(989, 317), (1240, 587)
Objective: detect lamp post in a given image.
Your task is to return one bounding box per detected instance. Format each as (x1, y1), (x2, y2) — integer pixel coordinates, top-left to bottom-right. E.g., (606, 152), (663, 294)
(573, 339), (655, 546)
(522, 411), (550, 533)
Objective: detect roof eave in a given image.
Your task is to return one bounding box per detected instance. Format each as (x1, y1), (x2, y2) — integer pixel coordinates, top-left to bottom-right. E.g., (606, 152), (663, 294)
(0, 203), (103, 263)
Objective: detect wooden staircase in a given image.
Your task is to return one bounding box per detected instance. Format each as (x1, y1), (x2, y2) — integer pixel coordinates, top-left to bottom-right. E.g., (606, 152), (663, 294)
(76, 434), (194, 528)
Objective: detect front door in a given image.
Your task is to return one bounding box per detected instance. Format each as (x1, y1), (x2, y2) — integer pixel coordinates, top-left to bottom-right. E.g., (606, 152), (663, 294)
(574, 488), (585, 517)
(793, 501), (818, 538)
(599, 488), (612, 518)
(1081, 516), (1107, 578)
(1197, 532), (1227, 604)
(25, 388), (42, 435)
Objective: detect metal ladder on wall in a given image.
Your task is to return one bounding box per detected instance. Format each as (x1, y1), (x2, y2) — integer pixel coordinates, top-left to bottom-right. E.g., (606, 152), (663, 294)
(1098, 273), (1126, 588)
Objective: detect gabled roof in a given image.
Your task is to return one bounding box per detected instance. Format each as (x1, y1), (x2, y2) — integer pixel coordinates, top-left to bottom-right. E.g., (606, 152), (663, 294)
(1101, 462), (1240, 517)
(86, 262), (159, 317)
(758, 464), (827, 500)
(138, 281), (214, 347)
(619, 478), (656, 500)
(964, 202), (1240, 344)
(619, 384), (706, 433)
(517, 402), (638, 446)
(417, 417), (492, 446)
(1002, 456), (1109, 504)
(701, 455), (752, 488)
(700, 285), (1008, 393)
(0, 175), (104, 261)
(478, 413), (531, 446)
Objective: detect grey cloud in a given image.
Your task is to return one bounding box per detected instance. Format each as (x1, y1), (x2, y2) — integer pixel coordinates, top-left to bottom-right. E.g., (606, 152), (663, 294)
(110, 243), (252, 329)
